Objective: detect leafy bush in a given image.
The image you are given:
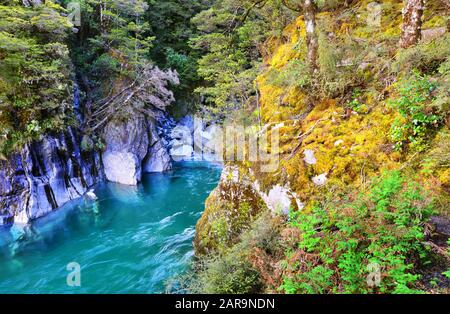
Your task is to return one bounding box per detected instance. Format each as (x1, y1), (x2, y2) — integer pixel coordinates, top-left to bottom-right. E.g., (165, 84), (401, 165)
(389, 71), (445, 152)
(346, 88), (368, 114)
(280, 171), (435, 294)
(187, 245), (262, 294)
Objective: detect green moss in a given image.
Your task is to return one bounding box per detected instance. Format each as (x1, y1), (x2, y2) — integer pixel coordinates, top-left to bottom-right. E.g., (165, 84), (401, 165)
(423, 16), (448, 29)
(194, 167), (267, 254)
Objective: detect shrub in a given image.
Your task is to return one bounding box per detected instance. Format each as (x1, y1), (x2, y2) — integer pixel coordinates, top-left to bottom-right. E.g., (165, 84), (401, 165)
(389, 71), (445, 152)
(346, 88), (368, 114)
(266, 58), (311, 90)
(183, 212), (283, 294)
(392, 34), (450, 75)
(280, 171), (435, 294)
(188, 245), (262, 294)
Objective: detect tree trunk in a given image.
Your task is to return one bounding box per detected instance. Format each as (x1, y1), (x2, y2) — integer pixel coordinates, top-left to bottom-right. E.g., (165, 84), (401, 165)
(303, 0), (319, 74)
(400, 0), (425, 48)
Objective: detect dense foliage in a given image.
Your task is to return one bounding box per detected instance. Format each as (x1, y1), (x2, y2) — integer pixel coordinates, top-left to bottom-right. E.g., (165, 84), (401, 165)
(189, 0), (294, 117)
(146, 0), (206, 114)
(0, 0), (199, 154)
(390, 71), (445, 152)
(282, 171), (434, 294)
(0, 0), (73, 154)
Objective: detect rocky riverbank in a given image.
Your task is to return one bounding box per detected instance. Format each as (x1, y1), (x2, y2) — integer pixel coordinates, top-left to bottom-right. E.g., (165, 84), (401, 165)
(0, 128), (102, 225)
(0, 110), (222, 226)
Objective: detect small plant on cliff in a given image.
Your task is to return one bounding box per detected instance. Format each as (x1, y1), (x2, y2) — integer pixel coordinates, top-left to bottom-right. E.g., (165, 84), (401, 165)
(346, 88), (368, 114)
(389, 71), (444, 152)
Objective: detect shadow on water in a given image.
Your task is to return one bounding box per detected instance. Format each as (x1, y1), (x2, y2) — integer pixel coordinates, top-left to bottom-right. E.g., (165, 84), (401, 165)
(0, 161), (221, 293)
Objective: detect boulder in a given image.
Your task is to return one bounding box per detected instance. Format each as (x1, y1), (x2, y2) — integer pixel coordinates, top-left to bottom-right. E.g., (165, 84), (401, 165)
(256, 183), (304, 215)
(86, 189), (98, 200)
(334, 140), (344, 147)
(170, 144), (194, 161)
(312, 173), (328, 186)
(303, 149), (317, 165)
(169, 124), (194, 161)
(103, 151), (141, 185)
(421, 27), (446, 43)
(144, 141), (172, 172)
(265, 185), (293, 215)
(102, 116), (149, 185)
(171, 125), (192, 145)
(178, 115), (195, 131)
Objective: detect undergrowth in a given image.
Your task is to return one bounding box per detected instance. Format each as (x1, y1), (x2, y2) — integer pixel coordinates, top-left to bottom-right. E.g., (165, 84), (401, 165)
(279, 171), (435, 294)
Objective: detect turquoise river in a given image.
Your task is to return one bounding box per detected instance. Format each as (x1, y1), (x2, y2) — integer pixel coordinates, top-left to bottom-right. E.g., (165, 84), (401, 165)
(0, 162), (222, 293)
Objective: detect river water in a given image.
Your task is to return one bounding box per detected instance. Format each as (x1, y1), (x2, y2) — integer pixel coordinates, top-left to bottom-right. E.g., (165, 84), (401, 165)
(0, 162), (221, 293)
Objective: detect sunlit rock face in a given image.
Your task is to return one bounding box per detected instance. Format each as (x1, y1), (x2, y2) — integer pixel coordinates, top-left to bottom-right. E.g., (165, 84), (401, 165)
(0, 128), (102, 225)
(102, 115), (173, 185)
(168, 115), (221, 162)
(103, 151), (142, 186)
(194, 165), (304, 254)
(102, 116), (149, 185)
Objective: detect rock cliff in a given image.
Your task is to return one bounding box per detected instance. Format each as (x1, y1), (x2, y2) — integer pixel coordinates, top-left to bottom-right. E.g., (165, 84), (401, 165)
(0, 128), (102, 225)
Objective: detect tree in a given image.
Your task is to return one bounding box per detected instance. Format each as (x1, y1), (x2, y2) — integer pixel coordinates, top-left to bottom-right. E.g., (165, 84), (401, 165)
(282, 0), (319, 74)
(145, 0), (207, 111)
(399, 0), (425, 48)
(72, 0), (154, 81)
(72, 0), (172, 133)
(0, 0), (73, 154)
(190, 0), (347, 116)
(190, 0), (294, 117)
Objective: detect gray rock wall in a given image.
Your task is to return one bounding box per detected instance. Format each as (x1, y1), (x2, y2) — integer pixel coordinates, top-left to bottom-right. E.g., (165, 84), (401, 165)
(0, 128), (103, 225)
(0, 112), (194, 225)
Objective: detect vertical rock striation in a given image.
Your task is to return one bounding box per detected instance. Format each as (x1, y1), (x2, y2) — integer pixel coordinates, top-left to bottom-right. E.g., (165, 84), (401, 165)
(0, 128), (103, 225)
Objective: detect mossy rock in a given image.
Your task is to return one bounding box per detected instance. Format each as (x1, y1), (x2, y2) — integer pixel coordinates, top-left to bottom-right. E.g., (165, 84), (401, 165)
(194, 166), (267, 255)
